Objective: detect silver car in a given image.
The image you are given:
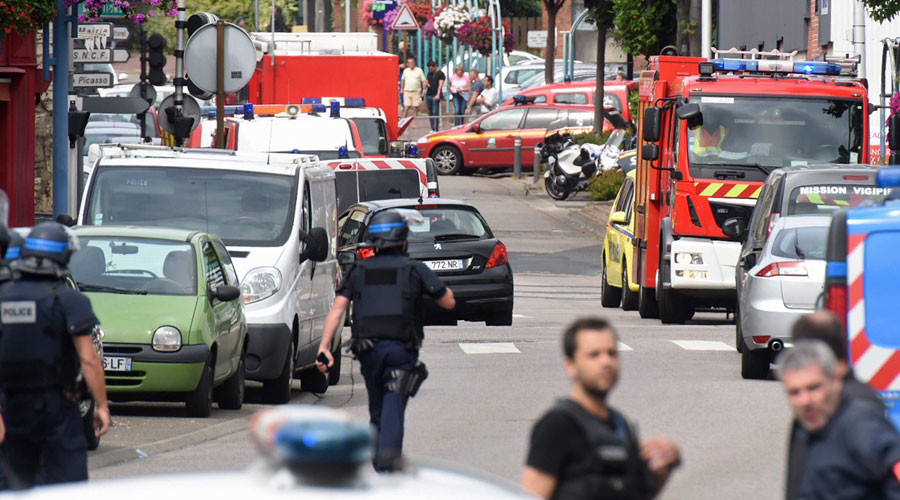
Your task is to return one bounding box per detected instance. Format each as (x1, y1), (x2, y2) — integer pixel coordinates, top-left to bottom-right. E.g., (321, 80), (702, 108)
(737, 216), (830, 379)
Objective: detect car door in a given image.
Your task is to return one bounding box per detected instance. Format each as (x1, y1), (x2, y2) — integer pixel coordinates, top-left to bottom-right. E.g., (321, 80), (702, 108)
(212, 239), (244, 373)
(309, 176), (337, 345)
(468, 108), (526, 167)
(739, 173), (783, 293)
(202, 240), (239, 382)
(297, 180), (316, 350)
(337, 207), (369, 273)
(608, 177), (635, 286)
(520, 108), (561, 168)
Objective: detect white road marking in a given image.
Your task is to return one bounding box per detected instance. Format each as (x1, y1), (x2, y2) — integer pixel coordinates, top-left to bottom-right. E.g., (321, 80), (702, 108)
(458, 342), (520, 354)
(670, 340), (734, 351)
(617, 342), (633, 351)
(512, 314), (528, 318)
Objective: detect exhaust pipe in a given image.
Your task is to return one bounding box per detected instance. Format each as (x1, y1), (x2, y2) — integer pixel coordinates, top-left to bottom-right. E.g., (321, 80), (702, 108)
(770, 339), (784, 353)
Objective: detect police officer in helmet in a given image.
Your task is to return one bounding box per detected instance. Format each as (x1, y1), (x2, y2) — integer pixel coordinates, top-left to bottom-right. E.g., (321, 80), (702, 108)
(0, 222), (111, 489)
(317, 209), (455, 471)
(0, 231), (24, 284)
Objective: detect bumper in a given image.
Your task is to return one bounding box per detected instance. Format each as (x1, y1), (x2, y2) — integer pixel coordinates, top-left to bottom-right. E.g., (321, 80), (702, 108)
(104, 343), (209, 394)
(670, 238), (740, 291)
(245, 323), (292, 381)
(425, 266), (514, 322)
(741, 282), (810, 352)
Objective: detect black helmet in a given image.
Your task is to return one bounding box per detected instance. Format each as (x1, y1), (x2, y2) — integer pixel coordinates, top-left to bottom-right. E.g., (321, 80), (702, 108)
(366, 210), (409, 249)
(0, 225), (9, 258)
(5, 231), (23, 261)
(16, 222), (73, 276)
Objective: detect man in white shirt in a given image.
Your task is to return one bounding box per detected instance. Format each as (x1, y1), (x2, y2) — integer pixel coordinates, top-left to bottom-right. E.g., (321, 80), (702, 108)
(475, 75), (498, 114)
(401, 57), (427, 119)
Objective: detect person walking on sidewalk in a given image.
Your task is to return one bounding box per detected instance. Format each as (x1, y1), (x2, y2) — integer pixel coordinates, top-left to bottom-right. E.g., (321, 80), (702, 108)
(448, 65), (470, 127)
(425, 61), (446, 133)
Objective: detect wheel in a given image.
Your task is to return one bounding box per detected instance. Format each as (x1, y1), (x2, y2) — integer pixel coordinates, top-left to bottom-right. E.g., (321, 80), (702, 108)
(621, 261), (639, 311)
(544, 175), (569, 200)
(735, 302), (744, 353)
(485, 306), (513, 326)
(431, 145), (462, 175)
(657, 256), (693, 324)
(741, 347), (771, 380)
(327, 343), (342, 386)
(262, 341), (294, 404)
(186, 360), (214, 418)
(82, 399), (100, 451)
(300, 367), (329, 394)
(600, 254), (621, 308)
(638, 285), (659, 319)
(216, 352), (245, 410)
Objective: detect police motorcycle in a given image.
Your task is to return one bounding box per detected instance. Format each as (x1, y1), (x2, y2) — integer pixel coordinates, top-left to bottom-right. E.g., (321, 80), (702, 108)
(542, 121), (629, 201)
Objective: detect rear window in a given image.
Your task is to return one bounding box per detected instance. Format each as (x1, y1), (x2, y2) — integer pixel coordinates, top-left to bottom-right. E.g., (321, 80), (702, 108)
(334, 170), (421, 215)
(771, 226), (827, 260)
(788, 185), (900, 215)
(555, 93), (589, 105)
(404, 207), (493, 242)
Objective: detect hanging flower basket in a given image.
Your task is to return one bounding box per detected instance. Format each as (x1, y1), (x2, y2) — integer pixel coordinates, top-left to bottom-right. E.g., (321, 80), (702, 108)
(407, 0), (432, 26)
(68, 0), (176, 25)
(1, 0), (56, 35)
(433, 3), (467, 44)
(362, 0), (383, 28)
(456, 17), (514, 55)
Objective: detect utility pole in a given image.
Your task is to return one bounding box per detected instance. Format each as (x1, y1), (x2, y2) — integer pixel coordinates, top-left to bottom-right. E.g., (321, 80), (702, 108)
(853, 0), (867, 78)
(701, 0), (711, 59)
(51, 0), (71, 218)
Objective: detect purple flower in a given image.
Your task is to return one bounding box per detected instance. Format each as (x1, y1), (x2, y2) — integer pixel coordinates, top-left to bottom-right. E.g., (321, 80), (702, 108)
(77, 14), (87, 22)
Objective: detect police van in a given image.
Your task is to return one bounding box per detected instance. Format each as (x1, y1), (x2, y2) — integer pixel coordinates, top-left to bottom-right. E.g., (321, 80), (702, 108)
(77, 144), (340, 404)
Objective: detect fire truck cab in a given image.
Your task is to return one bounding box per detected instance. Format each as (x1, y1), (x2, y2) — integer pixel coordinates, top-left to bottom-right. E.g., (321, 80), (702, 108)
(633, 51), (869, 324)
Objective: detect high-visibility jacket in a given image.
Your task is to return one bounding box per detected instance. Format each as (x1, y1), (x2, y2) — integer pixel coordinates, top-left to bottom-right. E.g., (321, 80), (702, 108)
(693, 125), (727, 154)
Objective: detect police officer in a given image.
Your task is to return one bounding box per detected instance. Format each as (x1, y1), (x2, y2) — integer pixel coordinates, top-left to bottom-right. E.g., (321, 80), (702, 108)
(0, 222), (111, 489)
(0, 231), (24, 284)
(522, 317), (681, 500)
(316, 209), (455, 471)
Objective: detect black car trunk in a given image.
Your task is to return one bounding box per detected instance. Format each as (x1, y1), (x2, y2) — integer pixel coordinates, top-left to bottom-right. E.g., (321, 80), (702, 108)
(406, 238), (498, 276)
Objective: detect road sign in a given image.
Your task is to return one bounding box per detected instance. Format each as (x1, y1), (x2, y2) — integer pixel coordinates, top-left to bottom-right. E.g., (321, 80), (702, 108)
(113, 27), (130, 41)
(76, 23), (112, 39)
(527, 31), (547, 48)
(158, 94), (202, 134)
(72, 48), (130, 63)
(77, 3), (125, 18)
(391, 4), (419, 30)
(79, 96), (151, 114)
(73, 72), (114, 88)
(372, 0), (397, 20)
(184, 23), (256, 94)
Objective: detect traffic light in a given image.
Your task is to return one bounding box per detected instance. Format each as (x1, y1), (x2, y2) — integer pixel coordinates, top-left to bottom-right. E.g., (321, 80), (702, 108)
(186, 12), (219, 37)
(147, 34), (167, 86)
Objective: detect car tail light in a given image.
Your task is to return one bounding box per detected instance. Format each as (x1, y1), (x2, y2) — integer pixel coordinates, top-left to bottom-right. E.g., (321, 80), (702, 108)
(416, 204), (439, 209)
(356, 247), (375, 260)
(486, 242), (508, 268)
(766, 212), (780, 239)
(755, 261), (807, 277)
(752, 336), (771, 344)
(825, 283), (848, 331)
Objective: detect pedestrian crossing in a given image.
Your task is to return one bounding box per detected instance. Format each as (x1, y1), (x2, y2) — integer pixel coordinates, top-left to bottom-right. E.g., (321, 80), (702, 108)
(457, 340), (735, 354)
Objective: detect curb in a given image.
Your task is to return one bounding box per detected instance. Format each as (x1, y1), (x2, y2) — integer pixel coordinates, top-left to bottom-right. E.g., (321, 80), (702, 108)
(88, 415), (251, 470)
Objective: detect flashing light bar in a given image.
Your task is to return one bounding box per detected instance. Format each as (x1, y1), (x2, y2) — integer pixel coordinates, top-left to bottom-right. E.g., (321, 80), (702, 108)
(301, 97), (367, 107)
(200, 103), (331, 118)
(710, 58), (842, 76)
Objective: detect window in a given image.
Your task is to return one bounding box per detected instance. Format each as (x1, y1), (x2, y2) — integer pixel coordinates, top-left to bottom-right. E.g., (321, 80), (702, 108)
(405, 207), (493, 242)
(302, 182), (312, 234)
(212, 240), (238, 286)
(203, 242), (226, 299)
(350, 118), (388, 155)
(523, 109), (561, 130)
(338, 210), (367, 247)
(771, 226), (828, 260)
(787, 185), (900, 216)
(749, 175), (781, 249)
(479, 109), (525, 131)
(554, 93), (589, 105)
(615, 178), (634, 215)
(334, 170), (421, 215)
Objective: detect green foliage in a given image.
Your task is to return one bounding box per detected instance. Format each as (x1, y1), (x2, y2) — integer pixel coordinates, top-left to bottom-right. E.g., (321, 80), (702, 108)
(611, 0), (673, 56)
(577, 130), (612, 146)
(584, 0), (614, 28)
(500, 0), (541, 17)
(862, 0), (900, 22)
(590, 169), (625, 201)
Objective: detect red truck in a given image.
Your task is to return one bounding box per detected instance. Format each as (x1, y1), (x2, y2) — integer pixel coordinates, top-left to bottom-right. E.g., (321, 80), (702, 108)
(631, 53), (869, 323)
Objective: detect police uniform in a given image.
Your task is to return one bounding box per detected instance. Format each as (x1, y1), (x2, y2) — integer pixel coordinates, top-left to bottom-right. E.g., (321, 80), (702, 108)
(0, 224), (100, 489)
(336, 211), (448, 471)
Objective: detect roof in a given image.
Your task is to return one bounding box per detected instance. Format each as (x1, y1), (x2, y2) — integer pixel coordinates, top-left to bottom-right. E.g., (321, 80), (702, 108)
(73, 225), (204, 243)
(93, 145), (318, 176)
(773, 164), (882, 176)
(235, 116), (356, 153)
(356, 198), (475, 210)
(680, 74), (868, 98)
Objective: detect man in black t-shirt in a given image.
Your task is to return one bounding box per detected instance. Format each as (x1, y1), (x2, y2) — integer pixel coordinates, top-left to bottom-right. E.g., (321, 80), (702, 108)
(424, 61), (446, 133)
(522, 317), (681, 500)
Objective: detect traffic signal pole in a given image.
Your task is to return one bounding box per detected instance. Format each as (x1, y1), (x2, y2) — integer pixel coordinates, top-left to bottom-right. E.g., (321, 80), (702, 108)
(52, 0), (71, 218)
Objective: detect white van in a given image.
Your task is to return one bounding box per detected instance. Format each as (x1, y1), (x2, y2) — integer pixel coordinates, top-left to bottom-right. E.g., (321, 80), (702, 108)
(77, 145), (340, 404)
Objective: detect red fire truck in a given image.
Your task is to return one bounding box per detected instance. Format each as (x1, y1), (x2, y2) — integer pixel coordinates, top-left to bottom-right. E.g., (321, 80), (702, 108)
(632, 52), (869, 323)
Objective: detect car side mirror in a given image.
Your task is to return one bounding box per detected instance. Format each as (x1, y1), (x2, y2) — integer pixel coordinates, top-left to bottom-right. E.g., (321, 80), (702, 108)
(471, 123), (482, 134)
(609, 211), (627, 224)
(214, 285), (241, 302)
(642, 143), (659, 162)
(300, 227), (329, 263)
(56, 214), (76, 227)
(337, 250), (356, 265)
(723, 217), (747, 240)
(378, 137), (389, 154)
(642, 106), (661, 142)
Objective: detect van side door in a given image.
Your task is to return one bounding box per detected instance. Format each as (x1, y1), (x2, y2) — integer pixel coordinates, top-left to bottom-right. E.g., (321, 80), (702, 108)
(297, 180), (316, 352)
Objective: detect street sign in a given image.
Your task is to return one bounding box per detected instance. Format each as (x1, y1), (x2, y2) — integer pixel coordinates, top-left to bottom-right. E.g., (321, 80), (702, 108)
(72, 48), (130, 63)
(73, 72), (114, 88)
(372, 0), (397, 20)
(184, 23), (256, 94)
(77, 3), (125, 18)
(113, 27), (130, 41)
(79, 96), (151, 114)
(391, 4), (419, 30)
(527, 30), (547, 49)
(158, 94), (202, 134)
(76, 23), (112, 39)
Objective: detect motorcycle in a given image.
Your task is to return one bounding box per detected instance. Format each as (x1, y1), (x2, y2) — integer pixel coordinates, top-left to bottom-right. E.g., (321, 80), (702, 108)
(542, 128), (628, 201)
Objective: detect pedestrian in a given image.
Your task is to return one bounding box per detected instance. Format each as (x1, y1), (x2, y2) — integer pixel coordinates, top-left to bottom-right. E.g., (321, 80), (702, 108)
(522, 317), (681, 500)
(316, 210), (455, 472)
(779, 339), (900, 499)
(448, 65), (470, 126)
(401, 57), (427, 119)
(0, 222), (111, 489)
(264, 5), (288, 32)
(474, 75), (499, 115)
(615, 71), (626, 81)
(464, 68), (484, 121)
(425, 61), (446, 133)
(236, 16), (247, 29)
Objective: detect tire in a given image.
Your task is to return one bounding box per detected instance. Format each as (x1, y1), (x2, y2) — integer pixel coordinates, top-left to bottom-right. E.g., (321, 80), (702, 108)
(262, 341), (294, 404)
(300, 367), (329, 394)
(327, 343), (342, 386)
(216, 353), (245, 410)
(82, 399), (100, 451)
(600, 255), (621, 308)
(638, 284), (659, 319)
(657, 255), (693, 324)
(735, 302), (744, 353)
(544, 175), (569, 200)
(485, 306), (513, 326)
(431, 145), (463, 175)
(621, 261), (639, 311)
(741, 347), (771, 380)
(186, 360), (214, 418)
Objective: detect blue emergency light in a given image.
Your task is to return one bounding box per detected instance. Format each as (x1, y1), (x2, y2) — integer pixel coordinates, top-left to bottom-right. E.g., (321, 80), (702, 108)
(330, 101), (341, 118)
(405, 143), (418, 156)
(338, 145), (348, 158)
(710, 58), (842, 76)
(242, 103), (254, 120)
(273, 419), (372, 465)
(793, 61), (843, 75)
(877, 168), (900, 188)
(200, 105), (245, 118)
(301, 97), (367, 107)
(311, 104), (327, 113)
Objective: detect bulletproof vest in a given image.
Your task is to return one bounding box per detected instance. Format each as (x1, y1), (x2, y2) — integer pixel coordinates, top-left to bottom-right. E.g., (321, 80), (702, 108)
(350, 254), (419, 342)
(552, 400), (647, 500)
(0, 279), (77, 390)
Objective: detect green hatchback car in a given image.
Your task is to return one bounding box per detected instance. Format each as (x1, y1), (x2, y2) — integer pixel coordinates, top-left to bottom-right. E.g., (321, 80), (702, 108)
(70, 226), (248, 417)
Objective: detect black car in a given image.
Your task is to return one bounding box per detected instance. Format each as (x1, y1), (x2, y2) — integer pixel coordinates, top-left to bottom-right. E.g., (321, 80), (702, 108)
(337, 199), (513, 326)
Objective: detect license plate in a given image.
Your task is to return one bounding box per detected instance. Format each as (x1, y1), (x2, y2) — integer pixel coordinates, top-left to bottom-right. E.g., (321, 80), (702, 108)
(425, 259), (464, 271)
(103, 356), (132, 372)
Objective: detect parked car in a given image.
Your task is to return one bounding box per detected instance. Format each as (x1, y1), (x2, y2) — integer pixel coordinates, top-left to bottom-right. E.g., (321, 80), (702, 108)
(417, 103), (595, 175)
(69, 226), (248, 417)
(501, 81), (638, 122)
(517, 68), (600, 92)
(337, 199), (513, 326)
(600, 170), (639, 310)
(499, 62), (597, 101)
(737, 216), (830, 379)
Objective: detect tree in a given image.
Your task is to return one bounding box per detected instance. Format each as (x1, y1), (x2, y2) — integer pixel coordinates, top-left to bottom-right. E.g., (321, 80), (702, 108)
(862, 0), (900, 22)
(542, 0), (566, 84)
(611, 0), (675, 60)
(675, 0), (700, 56)
(584, 0), (613, 133)
(501, 0), (542, 18)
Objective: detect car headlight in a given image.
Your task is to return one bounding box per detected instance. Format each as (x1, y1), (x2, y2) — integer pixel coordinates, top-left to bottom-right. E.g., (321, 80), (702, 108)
(152, 326), (182, 352)
(417, 136), (429, 144)
(675, 252), (704, 265)
(241, 266), (283, 304)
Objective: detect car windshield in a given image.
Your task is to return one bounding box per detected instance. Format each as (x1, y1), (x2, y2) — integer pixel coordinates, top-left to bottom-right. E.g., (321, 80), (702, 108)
(88, 113), (159, 137)
(350, 118), (388, 155)
(788, 185), (900, 215)
(771, 225), (828, 260)
(335, 170), (421, 215)
(403, 206), (492, 242)
(70, 237), (197, 296)
(85, 133), (134, 150)
(687, 97), (865, 180)
(85, 167), (297, 247)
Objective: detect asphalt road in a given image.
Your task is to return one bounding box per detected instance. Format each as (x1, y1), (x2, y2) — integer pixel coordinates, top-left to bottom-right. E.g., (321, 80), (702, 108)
(88, 174), (791, 499)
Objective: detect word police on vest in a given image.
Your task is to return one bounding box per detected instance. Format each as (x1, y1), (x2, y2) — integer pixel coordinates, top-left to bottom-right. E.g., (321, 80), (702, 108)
(1, 301), (37, 324)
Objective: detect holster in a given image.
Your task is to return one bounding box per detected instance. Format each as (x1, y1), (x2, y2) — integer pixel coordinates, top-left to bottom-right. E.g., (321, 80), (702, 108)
(349, 338), (375, 356)
(385, 361), (428, 397)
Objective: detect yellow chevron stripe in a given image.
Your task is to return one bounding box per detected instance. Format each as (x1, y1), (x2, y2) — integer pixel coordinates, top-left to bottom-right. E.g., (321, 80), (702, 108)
(724, 184), (748, 198)
(750, 186), (762, 198)
(700, 183), (723, 197)
(806, 193), (824, 204)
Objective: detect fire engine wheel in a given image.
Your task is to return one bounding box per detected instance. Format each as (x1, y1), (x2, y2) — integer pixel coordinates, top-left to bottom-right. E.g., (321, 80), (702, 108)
(621, 261), (639, 311)
(638, 285), (659, 319)
(657, 258), (693, 324)
(432, 145), (462, 175)
(600, 254), (622, 308)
